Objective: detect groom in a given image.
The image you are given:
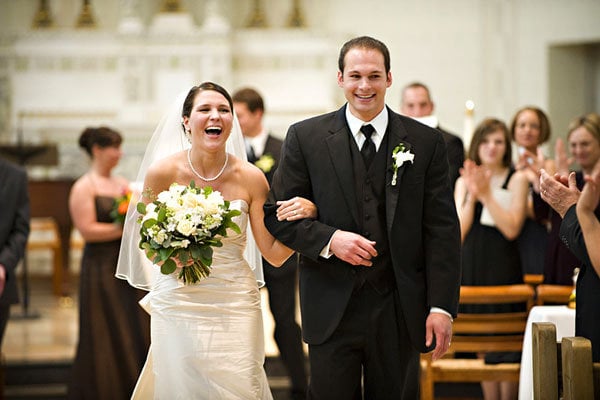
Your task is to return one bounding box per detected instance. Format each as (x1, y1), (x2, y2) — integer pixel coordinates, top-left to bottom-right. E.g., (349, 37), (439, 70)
(264, 36), (461, 398)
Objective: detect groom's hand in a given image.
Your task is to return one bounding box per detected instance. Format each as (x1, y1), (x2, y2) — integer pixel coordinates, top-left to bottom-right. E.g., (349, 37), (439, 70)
(330, 230), (377, 267)
(425, 312), (453, 360)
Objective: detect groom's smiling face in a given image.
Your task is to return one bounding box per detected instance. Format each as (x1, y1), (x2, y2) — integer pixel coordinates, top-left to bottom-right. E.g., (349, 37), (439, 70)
(338, 47), (392, 122)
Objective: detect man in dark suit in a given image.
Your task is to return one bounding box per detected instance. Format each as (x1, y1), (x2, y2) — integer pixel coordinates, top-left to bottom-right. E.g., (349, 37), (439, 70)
(540, 166), (600, 362)
(400, 82), (464, 191)
(0, 157), (30, 346)
(232, 87), (308, 400)
(264, 36), (461, 398)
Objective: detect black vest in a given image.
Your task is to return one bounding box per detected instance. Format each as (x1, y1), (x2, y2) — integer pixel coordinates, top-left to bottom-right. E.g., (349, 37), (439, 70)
(349, 131), (396, 295)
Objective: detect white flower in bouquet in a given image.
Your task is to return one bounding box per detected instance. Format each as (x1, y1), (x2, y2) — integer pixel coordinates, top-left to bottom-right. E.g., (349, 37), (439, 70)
(137, 181), (241, 284)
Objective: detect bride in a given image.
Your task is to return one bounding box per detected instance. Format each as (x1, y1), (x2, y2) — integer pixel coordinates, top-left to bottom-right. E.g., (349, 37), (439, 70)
(116, 82), (315, 399)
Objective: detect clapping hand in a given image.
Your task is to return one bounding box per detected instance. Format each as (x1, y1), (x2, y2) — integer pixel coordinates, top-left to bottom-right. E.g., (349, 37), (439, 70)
(517, 148), (545, 192)
(577, 159), (600, 216)
(539, 169), (580, 218)
(461, 160), (492, 202)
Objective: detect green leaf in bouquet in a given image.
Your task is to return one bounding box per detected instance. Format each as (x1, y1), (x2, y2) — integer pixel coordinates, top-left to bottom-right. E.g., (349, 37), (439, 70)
(142, 218), (157, 230)
(158, 247), (174, 261)
(157, 206), (167, 223)
(191, 245), (213, 267)
(178, 249), (190, 265)
(137, 202), (146, 214)
(161, 258), (177, 275)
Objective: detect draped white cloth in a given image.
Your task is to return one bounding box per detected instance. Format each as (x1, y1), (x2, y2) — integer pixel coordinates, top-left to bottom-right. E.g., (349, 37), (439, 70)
(132, 200), (273, 399)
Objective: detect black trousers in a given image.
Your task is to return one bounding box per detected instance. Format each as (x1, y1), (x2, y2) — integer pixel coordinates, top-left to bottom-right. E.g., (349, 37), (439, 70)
(307, 284), (419, 400)
(264, 254), (308, 395)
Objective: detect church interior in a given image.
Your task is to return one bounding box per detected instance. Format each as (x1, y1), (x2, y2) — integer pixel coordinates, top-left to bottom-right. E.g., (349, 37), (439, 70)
(1, 0), (599, 398)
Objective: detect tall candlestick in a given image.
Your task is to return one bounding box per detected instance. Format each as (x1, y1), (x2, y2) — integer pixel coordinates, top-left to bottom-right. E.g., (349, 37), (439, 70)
(75, 0), (97, 28)
(463, 100), (475, 152)
(32, 0), (53, 29)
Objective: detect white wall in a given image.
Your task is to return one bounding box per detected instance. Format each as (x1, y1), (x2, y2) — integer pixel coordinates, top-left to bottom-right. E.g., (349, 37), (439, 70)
(1, 0), (599, 150)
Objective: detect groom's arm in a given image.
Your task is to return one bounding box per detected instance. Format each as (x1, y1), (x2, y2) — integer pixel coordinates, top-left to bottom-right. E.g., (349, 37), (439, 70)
(264, 124), (337, 260)
(422, 133), (462, 317)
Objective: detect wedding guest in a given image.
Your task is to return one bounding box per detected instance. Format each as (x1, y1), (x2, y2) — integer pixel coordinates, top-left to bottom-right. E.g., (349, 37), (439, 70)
(400, 81), (464, 190)
(455, 118), (528, 400)
(573, 159), (600, 362)
(68, 127), (149, 400)
(540, 113), (600, 363)
(115, 82), (316, 398)
(537, 113), (600, 285)
(509, 106), (554, 275)
(264, 36), (461, 398)
(233, 87), (308, 400)
(0, 157), (30, 346)
(541, 151), (600, 363)
(577, 159), (600, 271)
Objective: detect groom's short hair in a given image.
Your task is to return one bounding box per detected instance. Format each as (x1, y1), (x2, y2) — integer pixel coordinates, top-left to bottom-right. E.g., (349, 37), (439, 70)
(338, 36), (391, 74)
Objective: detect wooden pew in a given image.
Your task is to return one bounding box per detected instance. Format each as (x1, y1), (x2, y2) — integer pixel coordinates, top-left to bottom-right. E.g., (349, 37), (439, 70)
(420, 284), (535, 400)
(524, 273), (544, 287)
(532, 322), (560, 400)
(561, 336), (600, 400)
(535, 284), (573, 306)
(26, 217), (63, 295)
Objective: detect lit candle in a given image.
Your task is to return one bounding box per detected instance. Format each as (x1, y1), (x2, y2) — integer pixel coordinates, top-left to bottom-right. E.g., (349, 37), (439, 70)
(463, 100), (475, 152)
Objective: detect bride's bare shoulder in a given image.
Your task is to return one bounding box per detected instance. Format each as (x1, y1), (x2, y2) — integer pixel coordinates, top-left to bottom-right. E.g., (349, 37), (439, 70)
(146, 151), (185, 183)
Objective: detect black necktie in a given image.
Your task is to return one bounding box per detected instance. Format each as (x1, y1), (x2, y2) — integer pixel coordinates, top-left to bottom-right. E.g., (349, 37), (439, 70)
(247, 145), (257, 163)
(360, 124), (376, 168)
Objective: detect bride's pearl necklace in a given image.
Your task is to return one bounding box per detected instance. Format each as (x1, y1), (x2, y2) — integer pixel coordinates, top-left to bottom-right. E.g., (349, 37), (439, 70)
(187, 148), (228, 182)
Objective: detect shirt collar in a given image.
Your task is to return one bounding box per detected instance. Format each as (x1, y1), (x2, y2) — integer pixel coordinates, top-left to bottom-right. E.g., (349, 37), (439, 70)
(345, 105), (389, 150)
(244, 129), (269, 157)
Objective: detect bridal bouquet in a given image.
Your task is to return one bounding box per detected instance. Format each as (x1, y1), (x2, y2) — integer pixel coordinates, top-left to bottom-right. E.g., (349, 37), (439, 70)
(136, 181), (241, 284)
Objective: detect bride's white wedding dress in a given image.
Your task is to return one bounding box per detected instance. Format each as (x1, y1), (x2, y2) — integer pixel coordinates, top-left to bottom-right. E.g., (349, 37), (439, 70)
(132, 200), (273, 400)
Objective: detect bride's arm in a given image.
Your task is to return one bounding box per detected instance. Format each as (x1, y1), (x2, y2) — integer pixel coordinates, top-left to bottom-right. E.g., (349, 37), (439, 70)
(247, 169), (296, 267)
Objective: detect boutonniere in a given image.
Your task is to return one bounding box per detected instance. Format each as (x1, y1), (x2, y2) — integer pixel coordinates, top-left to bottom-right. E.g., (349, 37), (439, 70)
(254, 153), (275, 173)
(391, 143), (414, 186)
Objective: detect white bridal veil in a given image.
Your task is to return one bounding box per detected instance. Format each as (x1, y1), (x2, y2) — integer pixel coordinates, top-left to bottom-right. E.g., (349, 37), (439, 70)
(115, 87), (264, 290)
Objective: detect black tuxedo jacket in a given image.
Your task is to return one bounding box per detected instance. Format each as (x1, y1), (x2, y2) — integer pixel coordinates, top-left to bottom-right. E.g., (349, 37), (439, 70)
(437, 126), (464, 189)
(560, 205), (600, 362)
(264, 105), (461, 351)
(0, 157), (30, 306)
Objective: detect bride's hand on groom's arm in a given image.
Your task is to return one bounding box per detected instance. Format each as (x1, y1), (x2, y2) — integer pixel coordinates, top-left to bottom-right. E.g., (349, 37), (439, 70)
(276, 196), (317, 221)
(330, 231), (377, 267)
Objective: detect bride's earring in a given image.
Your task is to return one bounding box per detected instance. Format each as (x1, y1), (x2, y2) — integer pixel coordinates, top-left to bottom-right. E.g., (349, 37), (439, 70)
(185, 129), (192, 144)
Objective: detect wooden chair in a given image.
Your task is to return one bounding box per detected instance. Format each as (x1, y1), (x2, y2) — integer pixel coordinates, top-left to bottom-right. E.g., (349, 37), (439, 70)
(561, 336), (600, 400)
(420, 284), (535, 400)
(26, 217), (63, 295)
(532, 322), (560, 400)
(524, 273), (544, 287)
(535, 284), (573, 306)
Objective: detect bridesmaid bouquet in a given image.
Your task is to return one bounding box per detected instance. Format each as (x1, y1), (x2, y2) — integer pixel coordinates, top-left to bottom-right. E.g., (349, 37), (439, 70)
(110, 187), (132, 225)
(136, 181), (241, 284)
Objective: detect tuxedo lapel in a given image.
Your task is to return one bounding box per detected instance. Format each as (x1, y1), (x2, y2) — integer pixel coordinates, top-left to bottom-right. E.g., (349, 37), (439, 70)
(385, 109), (409, 233)
(325, 107), (360, 226)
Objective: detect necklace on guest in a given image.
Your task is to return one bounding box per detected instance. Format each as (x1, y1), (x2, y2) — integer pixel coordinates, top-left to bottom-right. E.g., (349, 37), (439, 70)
(187, 148), (228, 182)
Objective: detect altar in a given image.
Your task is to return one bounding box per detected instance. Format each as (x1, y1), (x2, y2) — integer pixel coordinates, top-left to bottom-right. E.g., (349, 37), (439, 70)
(0, 0), (338, 181)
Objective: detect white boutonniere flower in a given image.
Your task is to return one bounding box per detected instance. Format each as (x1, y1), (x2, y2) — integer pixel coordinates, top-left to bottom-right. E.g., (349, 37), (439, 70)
(391, 144), (414, 186)
(254, 154), (275, 173)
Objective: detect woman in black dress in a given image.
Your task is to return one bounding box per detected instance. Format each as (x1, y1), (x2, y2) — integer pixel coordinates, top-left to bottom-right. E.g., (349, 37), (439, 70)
(68, 127), (150, 399)
(454, 118), (529, 400)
